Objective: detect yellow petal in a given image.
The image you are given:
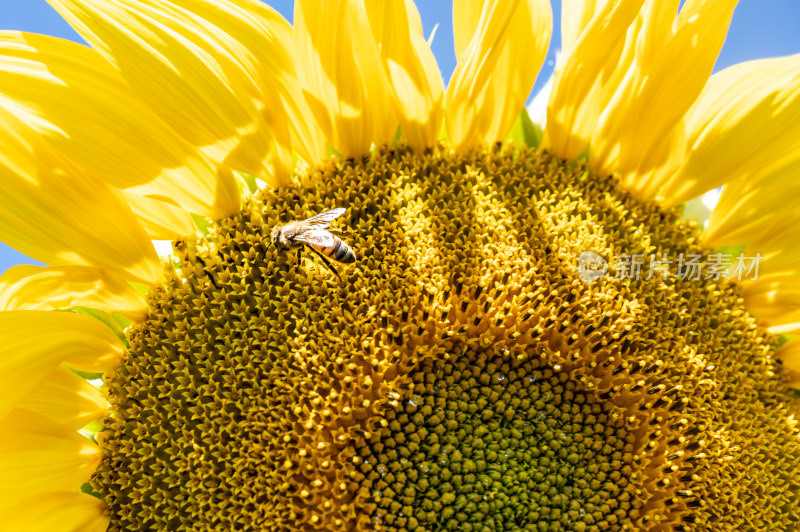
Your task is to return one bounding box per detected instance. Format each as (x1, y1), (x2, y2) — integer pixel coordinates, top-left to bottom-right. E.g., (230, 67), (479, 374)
(451, 0), (481, 56)
(777, 339), (800, 381)
(170, 0), (326, 165)
(17, 366), (106, 431)
(48, 0), (292, 186)
(0, 104), (160, 284)
(743, 279), (800, 335)
(0, 409), (101, 511)
(3, 491), (107, 532)
(656, 53), (800, 205)
(122, 192), (197, 241)
(0, 310), (123, 419)
(591, 0), (738, 194)
(366, 0), (444, 151)
(0, 264), (147, 321)
(294, 0), (397, 157)
(560, 0), (605, 59)
(0, 409), (100, 506)
(446, 0), (552, 148)
(545, 0), (644, 160)
(0, 31), (239, 218)
(739, 228), (800, 335)
(703, 163), (800, 247)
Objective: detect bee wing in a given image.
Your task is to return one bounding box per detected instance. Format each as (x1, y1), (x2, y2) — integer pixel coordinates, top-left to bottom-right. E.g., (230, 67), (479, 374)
(293, 229), (336, 250)
(302, 208), (347, 230)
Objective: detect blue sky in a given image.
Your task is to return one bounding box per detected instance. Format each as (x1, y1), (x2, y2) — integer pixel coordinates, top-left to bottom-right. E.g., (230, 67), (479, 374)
(1, 0), (799, 273)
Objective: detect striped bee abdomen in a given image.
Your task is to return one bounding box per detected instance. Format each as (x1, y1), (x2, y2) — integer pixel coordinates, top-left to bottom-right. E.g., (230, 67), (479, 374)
(326, 237), (356, 263)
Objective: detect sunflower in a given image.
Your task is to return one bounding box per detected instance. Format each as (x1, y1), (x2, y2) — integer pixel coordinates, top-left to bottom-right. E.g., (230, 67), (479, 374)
(2, 0), (800, 530)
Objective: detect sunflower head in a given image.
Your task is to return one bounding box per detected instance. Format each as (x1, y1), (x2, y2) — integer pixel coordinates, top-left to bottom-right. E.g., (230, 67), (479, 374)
(89, 145), (800, 531)
(1, 1), (800, 531)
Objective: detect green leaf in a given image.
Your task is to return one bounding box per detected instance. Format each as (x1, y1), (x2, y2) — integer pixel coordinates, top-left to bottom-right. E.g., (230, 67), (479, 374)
(507, 107), (542, 148)
(80, 482), (104, 499)
(718, 244), (748, 257)
(438, 119), (449, 143)
(191, 213), (210, 237)
(80, 419), (102, 438)
(234, 170), (258, 195)
(69, 368), (105, 381)
(129, 281), (150, 296)
(326, 141), (344, 159)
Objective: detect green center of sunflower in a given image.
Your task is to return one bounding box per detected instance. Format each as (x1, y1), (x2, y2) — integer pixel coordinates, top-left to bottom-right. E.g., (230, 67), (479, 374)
(93, 145), (800, 531)
(359, 354), (635, 531)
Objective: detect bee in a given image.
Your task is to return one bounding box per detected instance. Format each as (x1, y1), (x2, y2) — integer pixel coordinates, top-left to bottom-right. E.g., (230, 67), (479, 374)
(267, 207), (356, 279)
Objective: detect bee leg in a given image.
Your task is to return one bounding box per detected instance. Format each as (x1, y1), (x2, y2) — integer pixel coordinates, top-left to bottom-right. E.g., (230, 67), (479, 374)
(291, 247), (303, 272)
(307, 247), (342, 281)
